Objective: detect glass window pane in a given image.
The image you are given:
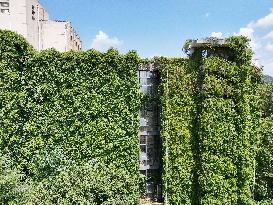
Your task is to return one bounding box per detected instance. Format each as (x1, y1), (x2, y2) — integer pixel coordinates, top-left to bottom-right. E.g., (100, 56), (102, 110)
(140, 78), (147, 85)
(140, 71), (146, 78)
(1, 9), (9, 13)
(1, 2), (9, 7)
(140, 126), (147, 132)
(140, 146), (146, 155)
(140, 135), (146, 144)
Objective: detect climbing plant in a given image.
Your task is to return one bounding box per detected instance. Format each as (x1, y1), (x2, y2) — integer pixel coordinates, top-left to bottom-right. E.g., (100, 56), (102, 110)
(254, 82), (273, 203)
(159, 36), (262, 204)
(157, 57), (194, 205)
(0, 30), (267, 205)
(0, 30), (141, 204)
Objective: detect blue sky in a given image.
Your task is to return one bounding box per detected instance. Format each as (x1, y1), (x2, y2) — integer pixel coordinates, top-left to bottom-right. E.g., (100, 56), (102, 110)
(40, 0), (273, 75)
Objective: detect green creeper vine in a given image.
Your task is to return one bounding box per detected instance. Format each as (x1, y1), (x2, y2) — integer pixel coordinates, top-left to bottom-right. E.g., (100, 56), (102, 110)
(0, 30), (268, 205)
(0, 30), (141, 204)
(157, 57), (194, 204)
(159, 36), (261, 204)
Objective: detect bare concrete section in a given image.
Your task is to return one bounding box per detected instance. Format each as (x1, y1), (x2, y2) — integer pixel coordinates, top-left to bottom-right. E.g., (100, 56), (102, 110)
(190, 38), (227, 47)
(42, 20), (82, 51)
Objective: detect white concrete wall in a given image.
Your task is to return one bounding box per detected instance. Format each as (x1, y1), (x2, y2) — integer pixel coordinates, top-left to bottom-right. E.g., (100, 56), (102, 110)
(41, 21), (67, 51)
(0, 0), (48, 50)
(0, 0), (11, 29)
(0, 10), (10, 30)
(26, 0), (39, 50)
(0, 0), (28, 38)
(65, 22), (82, 51)
(9, 0), (28, 37)
(25, 0), (48, 50)
(41, 21), (82, 52)
(0, 0), (81, 52)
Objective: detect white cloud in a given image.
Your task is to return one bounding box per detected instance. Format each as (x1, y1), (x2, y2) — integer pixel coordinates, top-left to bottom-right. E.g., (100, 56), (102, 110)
(263, 30), (273, 39)
(206, 9), (273, 75)
(234, 9), (273, 75)
(234, 27), (260, 51)
(252, 59), (263, 68)
(263, 61), (273, 75)
(211, 32), (223, 38)
(235, 27), (254, 38)
(250, 9), (273, 28)
(265, 43), (273, 51)
(91, 31), (123, 51)
(264, 61), (273, 69)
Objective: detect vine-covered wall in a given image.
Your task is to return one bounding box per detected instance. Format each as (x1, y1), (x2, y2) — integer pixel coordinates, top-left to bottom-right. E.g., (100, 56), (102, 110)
(155, 57), (194, 204)
(255, 82), (273, 204)
(159, 37), (262, 204)
(0, 30), (266, 204)
(0, 30), (141, 204)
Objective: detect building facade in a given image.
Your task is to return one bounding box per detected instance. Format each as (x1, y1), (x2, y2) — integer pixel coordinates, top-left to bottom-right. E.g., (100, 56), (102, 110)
(41, 20), (82, 51)
(0, 0), (82, 52)
(138, 68), (162, 202)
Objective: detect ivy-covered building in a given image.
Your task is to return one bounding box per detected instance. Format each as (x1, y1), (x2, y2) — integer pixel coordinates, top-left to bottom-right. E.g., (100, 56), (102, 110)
(0, 30), (267, 205)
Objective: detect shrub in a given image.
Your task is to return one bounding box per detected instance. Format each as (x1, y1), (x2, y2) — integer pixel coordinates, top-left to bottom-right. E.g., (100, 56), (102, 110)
(27, 158), (140, 205)
(0, 154), (28, 205)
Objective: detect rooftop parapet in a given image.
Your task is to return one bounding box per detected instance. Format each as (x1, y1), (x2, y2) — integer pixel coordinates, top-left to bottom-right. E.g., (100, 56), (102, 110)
(190, 38), (227, 48)
(184, 37), (232, 59)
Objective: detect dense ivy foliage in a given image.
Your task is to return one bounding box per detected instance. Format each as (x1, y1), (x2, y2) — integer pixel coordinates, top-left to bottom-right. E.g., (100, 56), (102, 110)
(1, 30), (272, 205)
(255, 116), (273, 202)
(0, 153), (140, 205)
(254, 82), (273, 203)
(159, 36), (262, 204)
(154, 57), (193, 204)
(226, 37), (262, 205)
(198, 57), (238, 204)
(0, 155), (28, 204)
(0, 30), (141, 204)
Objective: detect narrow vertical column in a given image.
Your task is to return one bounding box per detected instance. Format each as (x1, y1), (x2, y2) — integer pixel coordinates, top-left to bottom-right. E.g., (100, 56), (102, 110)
(139, 68), (162, 202)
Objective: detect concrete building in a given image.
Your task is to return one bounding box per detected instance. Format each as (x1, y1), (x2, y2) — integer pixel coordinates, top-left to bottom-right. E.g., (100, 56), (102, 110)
(0, 0), (82, 52)
(42, 20), (82, 51)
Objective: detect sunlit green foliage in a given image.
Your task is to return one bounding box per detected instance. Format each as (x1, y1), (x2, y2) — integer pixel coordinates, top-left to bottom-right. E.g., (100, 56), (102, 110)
(0, 30), (141, 204)
(255, 82), (273, 204)
(0, 30), (270, 205)
(159, 36), (262, 204)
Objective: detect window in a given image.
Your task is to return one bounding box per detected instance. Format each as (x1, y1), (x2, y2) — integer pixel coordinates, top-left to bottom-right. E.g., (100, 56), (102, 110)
(1, 9), (9, 13)
(140, 135), (146, 145)
(140, 145), (146, 154)
(31, 5), (35, 20)
(0, 2), (9, 7)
